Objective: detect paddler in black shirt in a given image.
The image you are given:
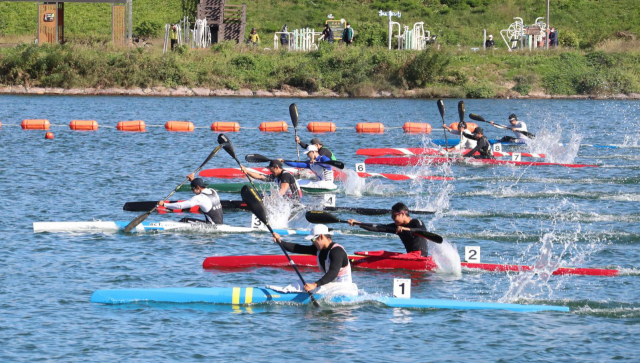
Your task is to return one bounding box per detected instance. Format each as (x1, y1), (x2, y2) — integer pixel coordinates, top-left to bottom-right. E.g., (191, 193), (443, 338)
(272, 224), (355, 293)
(241, 160), (302, 200)
(295, 136), (336, 160)
(348, 202), (430, 257)
(461, 127), (494, 159)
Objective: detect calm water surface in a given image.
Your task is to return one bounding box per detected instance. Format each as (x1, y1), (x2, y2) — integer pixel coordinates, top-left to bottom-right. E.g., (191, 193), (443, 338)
(1, 96), (639, 362)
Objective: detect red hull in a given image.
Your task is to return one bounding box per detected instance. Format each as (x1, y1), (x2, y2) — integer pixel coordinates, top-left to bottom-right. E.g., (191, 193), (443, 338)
(200, 167), (452, 181)
(356, 148), (545, 158)
(202, 251), (618, 276)
(364, 156), (598, 168)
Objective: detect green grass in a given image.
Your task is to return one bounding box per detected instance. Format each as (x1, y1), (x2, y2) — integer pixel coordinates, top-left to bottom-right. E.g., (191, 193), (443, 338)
(1, 43), (638, 96)
(1, 0), (639, 48)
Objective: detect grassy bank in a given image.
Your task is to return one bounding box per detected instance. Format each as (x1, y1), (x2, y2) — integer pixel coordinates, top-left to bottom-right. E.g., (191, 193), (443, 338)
(1, 0), (638, 48)
(1, 43), (638, 97)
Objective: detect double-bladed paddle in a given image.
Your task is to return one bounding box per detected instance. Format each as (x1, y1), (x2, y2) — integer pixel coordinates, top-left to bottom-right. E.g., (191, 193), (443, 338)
(305, 211), (443, 244)
(469, 113), (536, 138)
(437, 99), (448, 151)
(245, 153), (345, 169)
(241, 185), (321, 307)
(218, 134), (261, 191)
(290, 103), (301, 161)
(457, 100), (466, 156)
(123, 143), (225, 233)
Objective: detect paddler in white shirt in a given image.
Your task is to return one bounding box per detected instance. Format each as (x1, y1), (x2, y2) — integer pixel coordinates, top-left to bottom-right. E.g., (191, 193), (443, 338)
(443, 120), (477, 152)
(280, 145), (336, 190)
(492, 113), (531, 144)
(158, 174), (223, 224)
(272, 224), (357, 295)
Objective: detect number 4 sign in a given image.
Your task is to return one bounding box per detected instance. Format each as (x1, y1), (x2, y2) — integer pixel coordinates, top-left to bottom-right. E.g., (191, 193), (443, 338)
(393, 278), (411, 298)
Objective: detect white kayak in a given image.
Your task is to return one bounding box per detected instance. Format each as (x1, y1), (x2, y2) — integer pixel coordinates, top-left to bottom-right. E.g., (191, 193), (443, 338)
(32, 221), (312, 235)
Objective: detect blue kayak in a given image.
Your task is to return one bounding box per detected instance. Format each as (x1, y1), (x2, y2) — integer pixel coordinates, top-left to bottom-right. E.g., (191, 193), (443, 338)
(90, 287), (569, 313)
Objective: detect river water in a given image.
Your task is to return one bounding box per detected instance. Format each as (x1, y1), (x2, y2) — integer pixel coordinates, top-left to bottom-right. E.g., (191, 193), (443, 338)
(1, 96), (639, 361)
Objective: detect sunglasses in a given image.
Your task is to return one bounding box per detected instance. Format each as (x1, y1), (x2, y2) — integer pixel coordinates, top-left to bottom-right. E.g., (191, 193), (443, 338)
(391, 211), (406, 217)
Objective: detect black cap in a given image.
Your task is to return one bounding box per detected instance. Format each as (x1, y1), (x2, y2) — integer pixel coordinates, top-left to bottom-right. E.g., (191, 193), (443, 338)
(310, 138), (322, 145)
(268, 160), (283, 168)
(391, 202), (409, 213)
(509, 114), (517, 121)
(191, 178), (207, 189)
(474, 127), (484, 134)
(458, 120), (467, 129)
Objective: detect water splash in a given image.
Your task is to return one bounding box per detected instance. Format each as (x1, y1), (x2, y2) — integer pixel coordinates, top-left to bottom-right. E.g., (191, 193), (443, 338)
(263, 189), (293, 229)
(431, 241), (462, 275)
(528, 126), (582, 164)
(340, 169), (397, 197)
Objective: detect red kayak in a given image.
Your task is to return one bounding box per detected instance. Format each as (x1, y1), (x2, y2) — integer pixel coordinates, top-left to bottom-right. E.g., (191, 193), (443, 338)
(202, 250), (618, 276)
(357, 147), (545, 158)
(201, 167), (453, 181)
(364, 156), (598, 168)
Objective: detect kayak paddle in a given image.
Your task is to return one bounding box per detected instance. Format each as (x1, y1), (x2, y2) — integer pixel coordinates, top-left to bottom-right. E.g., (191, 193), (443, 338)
(437, 99), (448, 151)
(245, 153), (345, 169)
(305, 211), (443, 244)
(218, 134), (261, 192)
(469, 113), (536, 138)
(457, 100), (466, 157)
(241, 185), (321, 308)
(290, 103), (301, 161)
(123, 143), (225, 233)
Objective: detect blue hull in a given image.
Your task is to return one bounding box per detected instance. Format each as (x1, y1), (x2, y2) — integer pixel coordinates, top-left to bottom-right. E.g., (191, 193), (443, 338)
(91, 287), (569, 313)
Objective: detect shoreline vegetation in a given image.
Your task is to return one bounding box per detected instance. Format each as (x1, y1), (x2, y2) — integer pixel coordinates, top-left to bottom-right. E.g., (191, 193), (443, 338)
(1, 43), (639, 99)
(1, 0), (639, 99)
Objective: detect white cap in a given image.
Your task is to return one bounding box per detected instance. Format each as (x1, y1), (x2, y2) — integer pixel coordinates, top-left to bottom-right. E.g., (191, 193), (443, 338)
(303, 145), (319, 154)
(305, 224), (333, 240)
(488, 35), (493, 38)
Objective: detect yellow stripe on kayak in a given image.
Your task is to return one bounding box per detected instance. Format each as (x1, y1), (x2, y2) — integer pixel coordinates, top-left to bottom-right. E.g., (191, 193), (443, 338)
(232, 287), (240, 304)
(245, 287), (253, 304)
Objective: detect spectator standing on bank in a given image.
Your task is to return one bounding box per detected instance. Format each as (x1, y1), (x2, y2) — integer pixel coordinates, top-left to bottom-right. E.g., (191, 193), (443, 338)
(342, 22), (354, 45)
(280, 25), (289, 47)
(248, 28), (260, 47)
(170, 25), (178, 50)
(322, 24), (334, 43)
(549, 28), (558, 47)
(485, 34), (495, 49)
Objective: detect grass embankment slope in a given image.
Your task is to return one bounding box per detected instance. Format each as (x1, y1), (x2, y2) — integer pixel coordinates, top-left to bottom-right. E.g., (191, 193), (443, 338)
(0, 0), (639, 97)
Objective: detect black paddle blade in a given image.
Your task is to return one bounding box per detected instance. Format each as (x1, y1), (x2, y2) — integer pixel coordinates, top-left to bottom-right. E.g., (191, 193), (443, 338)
(240, 185), (269, 226)
(289, 103), (299, 127)
(327, 160), (345, 169)
(245, 154), (271, 163)
(123, 212), (151, 233)
(469, 113), (486, 122)
(218, 134), (237, 160)
(305, 211), (340, 224)
(458, 100), (465, 123)
(437, 99), (445, 121)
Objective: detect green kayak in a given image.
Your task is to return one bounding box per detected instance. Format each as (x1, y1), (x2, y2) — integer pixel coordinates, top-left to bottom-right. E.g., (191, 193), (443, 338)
(177, 182), (338, 194)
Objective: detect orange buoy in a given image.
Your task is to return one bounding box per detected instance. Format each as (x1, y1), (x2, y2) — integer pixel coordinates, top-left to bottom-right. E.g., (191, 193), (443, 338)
(259, 121), (288, 132)
(165, 121), (195, 132)
(69, 120), (99, 131)
(0, 121), (2, 128)
(211, 122), (241, 132)
(403, 122), (432, 134)
(449, 122), (478, 133)
(117, 121), (146, 132)
(21, 119), (50, 130)
(307, 122), (336, 133)
(356, 122), (385, 133)
(45, 132), (54, 139)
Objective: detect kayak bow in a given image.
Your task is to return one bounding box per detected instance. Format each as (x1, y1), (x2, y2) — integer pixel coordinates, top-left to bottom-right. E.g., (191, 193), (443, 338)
(364, 157), (598, 168)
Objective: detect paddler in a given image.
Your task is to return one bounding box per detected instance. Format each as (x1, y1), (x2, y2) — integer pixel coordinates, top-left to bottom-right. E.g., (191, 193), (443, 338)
(240, 160), (302, 200)
(348, 202), (430, 257)
(158, 174), (223, 224)
(272, 224), (356, 295)
(443, 120), (477, 152)
(462, 127), (494, 159)
(295, 136), (336, 160)
(280, 145), (336, 190)
(492, 114), (531, 144)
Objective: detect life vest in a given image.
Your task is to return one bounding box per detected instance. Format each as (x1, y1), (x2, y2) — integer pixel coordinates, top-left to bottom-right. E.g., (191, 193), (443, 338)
(317, 243), (352, 283)
(201, 188), (223, 224)
(310, 157), (334, 182)
(275, 171), (302, 199)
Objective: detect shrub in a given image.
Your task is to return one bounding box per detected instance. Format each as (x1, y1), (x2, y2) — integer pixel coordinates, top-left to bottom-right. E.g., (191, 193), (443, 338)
(464, 82), (496, 98)
(403, 50), (449, 87)
(135, 20), (162, 38)
(559, 30), (580, 48)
